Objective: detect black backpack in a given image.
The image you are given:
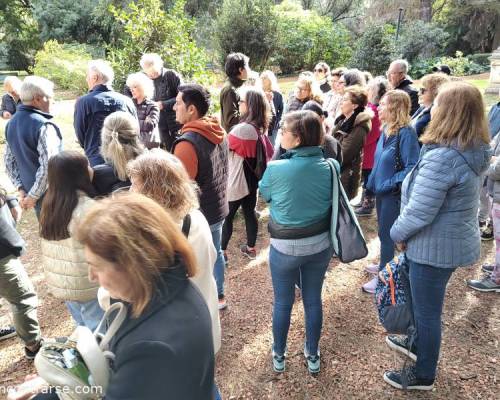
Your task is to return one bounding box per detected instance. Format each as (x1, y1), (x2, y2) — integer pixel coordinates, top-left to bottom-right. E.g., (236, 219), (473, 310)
(253, 134), (268, 180)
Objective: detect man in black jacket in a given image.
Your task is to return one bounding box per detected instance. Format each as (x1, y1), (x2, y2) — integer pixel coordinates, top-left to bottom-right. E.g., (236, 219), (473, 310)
(140, 53), (183, 151)
(387, 59), (419, 116)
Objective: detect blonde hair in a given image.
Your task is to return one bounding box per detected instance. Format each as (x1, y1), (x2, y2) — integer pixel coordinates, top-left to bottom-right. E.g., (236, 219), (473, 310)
(3, 76), (22, 95)
(420, 73), (450, 102)
(100, 111), (144, 181)
(382, 90), (411, 135)
(127, 149), (199, 221)
(75, 192), (197, 318)
(259, 70), (280, 93)
(421, 81), (489, 149)
(126, 72), (155, 99)
(296, 72), (323, 104)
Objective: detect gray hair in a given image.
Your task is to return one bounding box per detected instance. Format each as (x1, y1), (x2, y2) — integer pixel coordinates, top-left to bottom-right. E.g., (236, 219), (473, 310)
(20, 76), (54, 103)
(367, 76), (388, 105)
(343, 69), (366, 87)
(140, 53), (163, 71)
(391, 59), (409, 75)
(126, 73), (155, 99)
(3, 76), (22, 94)
(88, 60), (114, 85)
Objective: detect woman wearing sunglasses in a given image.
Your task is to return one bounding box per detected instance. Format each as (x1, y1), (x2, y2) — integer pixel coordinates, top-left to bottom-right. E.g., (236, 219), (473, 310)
(313, 62), (331, 93)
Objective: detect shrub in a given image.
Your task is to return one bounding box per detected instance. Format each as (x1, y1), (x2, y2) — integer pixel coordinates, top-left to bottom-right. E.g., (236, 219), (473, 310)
(272, 1), (351, 74)
(32, 40), (92, 94)
(439, 51), (487, 76)
(107, 0), (215, 91)
(215, 0), (277, 70)
(349, 24), (395, 76)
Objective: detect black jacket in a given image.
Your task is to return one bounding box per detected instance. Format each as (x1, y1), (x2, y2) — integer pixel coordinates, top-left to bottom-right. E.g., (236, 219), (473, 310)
(134, 99), (160, 149)
(105, 256), (214, 400)
(396, 79), (419, 116)
(0, 200), (25, 260)
(92, 164), (131, 196)
(1, 93), (18, 116)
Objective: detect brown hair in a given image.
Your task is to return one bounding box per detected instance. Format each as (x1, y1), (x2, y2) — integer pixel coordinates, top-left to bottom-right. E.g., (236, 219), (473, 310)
(420, 73), (450, 103)
(330, 67), (346, 78)
(240, 87), (272, 132)
(284, 110), (324, 147)
(381, 90), (411, 135)
(76, 192), (197, 318)
(344, 85), (368, 108)
(420, 81), (489, 149)
(127, 149), (199, 221)
(40, 151), (96, 241)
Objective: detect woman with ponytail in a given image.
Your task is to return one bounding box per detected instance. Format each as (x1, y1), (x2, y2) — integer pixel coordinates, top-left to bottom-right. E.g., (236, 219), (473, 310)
(92, 111), (145, 195)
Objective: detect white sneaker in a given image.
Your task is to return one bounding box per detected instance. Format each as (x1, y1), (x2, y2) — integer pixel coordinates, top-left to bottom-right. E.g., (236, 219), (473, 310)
(365, 263), (379, 274)
(362, 276), (379, 294)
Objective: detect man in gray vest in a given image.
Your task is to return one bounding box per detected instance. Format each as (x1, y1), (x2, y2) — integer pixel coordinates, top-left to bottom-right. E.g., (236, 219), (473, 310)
(172, 84), (229, 310)
(4, 76), (62, 219)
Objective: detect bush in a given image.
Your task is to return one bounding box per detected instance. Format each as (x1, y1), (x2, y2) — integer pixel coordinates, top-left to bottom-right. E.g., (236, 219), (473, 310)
(349, 24), (395, 76)
(32, 40), (93, 93)
(215, 0), (277, 70)
(272, 1), (351, 74)
(409, 51), (490, 79)
(107, 0), (215, 91)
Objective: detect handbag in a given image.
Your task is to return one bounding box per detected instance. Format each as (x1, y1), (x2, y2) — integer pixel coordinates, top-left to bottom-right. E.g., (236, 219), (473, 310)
(375, 254), (414, 334)
(326, 158), (368, 263)
(227, 151), (249, 202)
(34, 302), (127, 400)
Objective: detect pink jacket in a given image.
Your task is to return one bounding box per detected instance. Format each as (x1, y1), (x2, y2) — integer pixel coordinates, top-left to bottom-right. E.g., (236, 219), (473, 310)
(362, 103), (381, 169)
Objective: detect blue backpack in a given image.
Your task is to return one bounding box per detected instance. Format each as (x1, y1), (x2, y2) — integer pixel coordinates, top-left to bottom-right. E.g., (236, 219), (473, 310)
(375, 254), (414, 334)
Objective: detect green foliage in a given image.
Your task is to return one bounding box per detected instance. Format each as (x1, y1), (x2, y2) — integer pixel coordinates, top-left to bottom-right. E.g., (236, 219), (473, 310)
(107, 0), (213, 90)
(32, 40), (92, 94)
(395, 21), (448, 63)
(409, 51), (489, 79)
(349, 24), (395, 76)
(215, 0), (277, 69)
(272, 1), (352, 74)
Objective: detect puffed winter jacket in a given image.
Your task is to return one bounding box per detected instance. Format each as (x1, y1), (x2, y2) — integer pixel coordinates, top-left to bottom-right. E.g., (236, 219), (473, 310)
(486, 134), (500, 203)
(390, 143), (491, 268)
(40, 195), (99, 302)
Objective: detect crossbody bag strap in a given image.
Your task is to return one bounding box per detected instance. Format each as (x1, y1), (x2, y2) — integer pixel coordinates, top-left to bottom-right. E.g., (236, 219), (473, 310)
(181, 213), (191, 237)
(94, 302), (128, 351)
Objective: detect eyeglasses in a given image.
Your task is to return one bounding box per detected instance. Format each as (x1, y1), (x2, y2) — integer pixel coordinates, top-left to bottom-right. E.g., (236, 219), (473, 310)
(386, 70), (403, 77)
(338, 80), (346, 85)
(314, 68), (324, 73)
(419, 87), (427, 94)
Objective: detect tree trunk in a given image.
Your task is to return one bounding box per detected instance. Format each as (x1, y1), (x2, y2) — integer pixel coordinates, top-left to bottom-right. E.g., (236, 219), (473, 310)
(419, 0), (432, 22)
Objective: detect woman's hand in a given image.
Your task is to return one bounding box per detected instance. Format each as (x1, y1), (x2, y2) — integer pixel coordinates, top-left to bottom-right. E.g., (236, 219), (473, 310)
(7, 375), (48, 400)
(395, 242), (407, 252)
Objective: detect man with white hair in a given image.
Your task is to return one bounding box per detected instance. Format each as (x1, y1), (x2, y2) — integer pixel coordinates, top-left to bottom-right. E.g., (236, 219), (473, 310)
(386, 59), (419, 115)
(4, 76), (62, 219)
(74, 60), (137, 166)
(140, 53), (182, 150)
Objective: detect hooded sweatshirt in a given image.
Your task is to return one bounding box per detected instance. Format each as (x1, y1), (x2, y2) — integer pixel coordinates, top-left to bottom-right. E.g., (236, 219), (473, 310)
(174, 116), (225, 179)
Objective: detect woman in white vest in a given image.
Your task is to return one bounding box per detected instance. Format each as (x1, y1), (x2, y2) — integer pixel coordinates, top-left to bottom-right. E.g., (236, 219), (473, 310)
(39, 151), (103, 330)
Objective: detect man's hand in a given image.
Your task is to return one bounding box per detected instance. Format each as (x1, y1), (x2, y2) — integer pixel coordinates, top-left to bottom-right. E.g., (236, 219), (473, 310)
(2, 111), (12, 119)
(10, 205), (22, 223)
(395, 242), (407, 252)
(21, 196), (37, 210)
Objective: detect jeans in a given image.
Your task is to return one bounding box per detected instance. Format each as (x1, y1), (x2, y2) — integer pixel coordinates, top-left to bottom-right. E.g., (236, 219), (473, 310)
(409, 260), (455, 381)
(269, 245), (332, 356)
(478, 178), (492, 223)
(213, 383), (222, 400)
(375, 193), (400, 270)
(210, 221), (225, 298)
(362, 169), (374, 197)
(0, 255), (41, 345)
(491, 203), (500, 283)
(65, 298), (104, 332)
(221, 190), (258, 250)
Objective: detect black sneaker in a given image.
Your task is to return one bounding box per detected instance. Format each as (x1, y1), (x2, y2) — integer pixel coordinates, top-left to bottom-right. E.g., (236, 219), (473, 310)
(481, 223), (493, 241)
(385, 335), (417, 361)
(383, 366), (434, 390)
(24, 339), (43, 360)
(467, 276), (500, 292)
(0, 326), (16, 341)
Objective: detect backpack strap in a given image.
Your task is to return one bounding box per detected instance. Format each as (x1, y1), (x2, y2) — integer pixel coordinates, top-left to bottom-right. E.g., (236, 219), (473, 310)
(181, 213), (191, 237)
(385, 264), (396, 306)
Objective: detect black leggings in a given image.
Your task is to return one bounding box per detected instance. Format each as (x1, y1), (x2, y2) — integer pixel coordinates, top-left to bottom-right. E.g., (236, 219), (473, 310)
(221, 190), (258, 250)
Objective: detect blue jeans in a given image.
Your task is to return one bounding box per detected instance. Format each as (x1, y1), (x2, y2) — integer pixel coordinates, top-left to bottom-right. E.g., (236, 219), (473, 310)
(409, 260), (455, 381)
(269, 245), (332, 356)
(375, 193), (400, 270)
(210, 221), (225, 298)
(213, 383), (221, 400)
(65, 298), (104, 332)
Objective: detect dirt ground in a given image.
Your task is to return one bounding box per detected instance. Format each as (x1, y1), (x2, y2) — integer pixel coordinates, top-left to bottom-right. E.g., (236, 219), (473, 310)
(0, 199), (498, 400)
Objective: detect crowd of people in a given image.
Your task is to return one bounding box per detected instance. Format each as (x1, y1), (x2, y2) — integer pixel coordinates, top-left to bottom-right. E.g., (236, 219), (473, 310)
(0, 51), (499, 398)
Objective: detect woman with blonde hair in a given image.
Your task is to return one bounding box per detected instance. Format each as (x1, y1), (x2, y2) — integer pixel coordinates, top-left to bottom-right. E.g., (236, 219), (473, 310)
(362, 90), (420, 293)
(126, 72), (160, 149)
(313, 62), (331, 93)
(285, 72), (323, 113)
(1, 76), (22, 119)
(411, 73), (450, 138)
(18, 192), (215, 399)
(92, 111), (144, 195)
(385, 82), (490, 390)
(259, 70), (283, 145)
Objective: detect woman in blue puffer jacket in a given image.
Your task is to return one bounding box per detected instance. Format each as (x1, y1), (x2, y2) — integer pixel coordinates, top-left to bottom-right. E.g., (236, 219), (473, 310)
(383, 82), (491, 391)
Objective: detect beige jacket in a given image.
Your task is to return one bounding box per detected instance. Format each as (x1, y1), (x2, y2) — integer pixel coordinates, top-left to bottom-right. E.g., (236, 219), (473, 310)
(41, 195), (98, 302)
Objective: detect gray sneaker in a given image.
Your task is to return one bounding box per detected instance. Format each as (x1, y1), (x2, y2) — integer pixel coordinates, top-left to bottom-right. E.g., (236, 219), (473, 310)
(467, 276), (500, 293)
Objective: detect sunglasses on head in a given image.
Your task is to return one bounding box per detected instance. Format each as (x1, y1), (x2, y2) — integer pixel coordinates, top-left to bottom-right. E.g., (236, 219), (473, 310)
(314, 68), (324, 73)
(419, 87), (427, 94)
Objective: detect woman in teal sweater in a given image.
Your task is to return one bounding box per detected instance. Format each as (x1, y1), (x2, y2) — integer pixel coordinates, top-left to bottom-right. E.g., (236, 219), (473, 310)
(259, 110), (333, 375)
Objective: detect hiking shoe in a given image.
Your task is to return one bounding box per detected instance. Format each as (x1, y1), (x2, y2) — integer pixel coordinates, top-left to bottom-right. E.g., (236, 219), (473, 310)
(386, 335), (417, 361)
(362, 276), (378, 294)
(355, 198), (375, 217)
(0, 326), (16, 342)
(383, 366), (434, 391)
(304, 344), (320, 374)
(24, 339), (43, 360)
(218, 297), (228, 310)
(482, 264), (495, 274)
(240, 245), (257, 259)
(365, 263), (379, 275)
(467, 276), (500, 293)
(481, 223), (493, 241)
(272, 349), (286, 372)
